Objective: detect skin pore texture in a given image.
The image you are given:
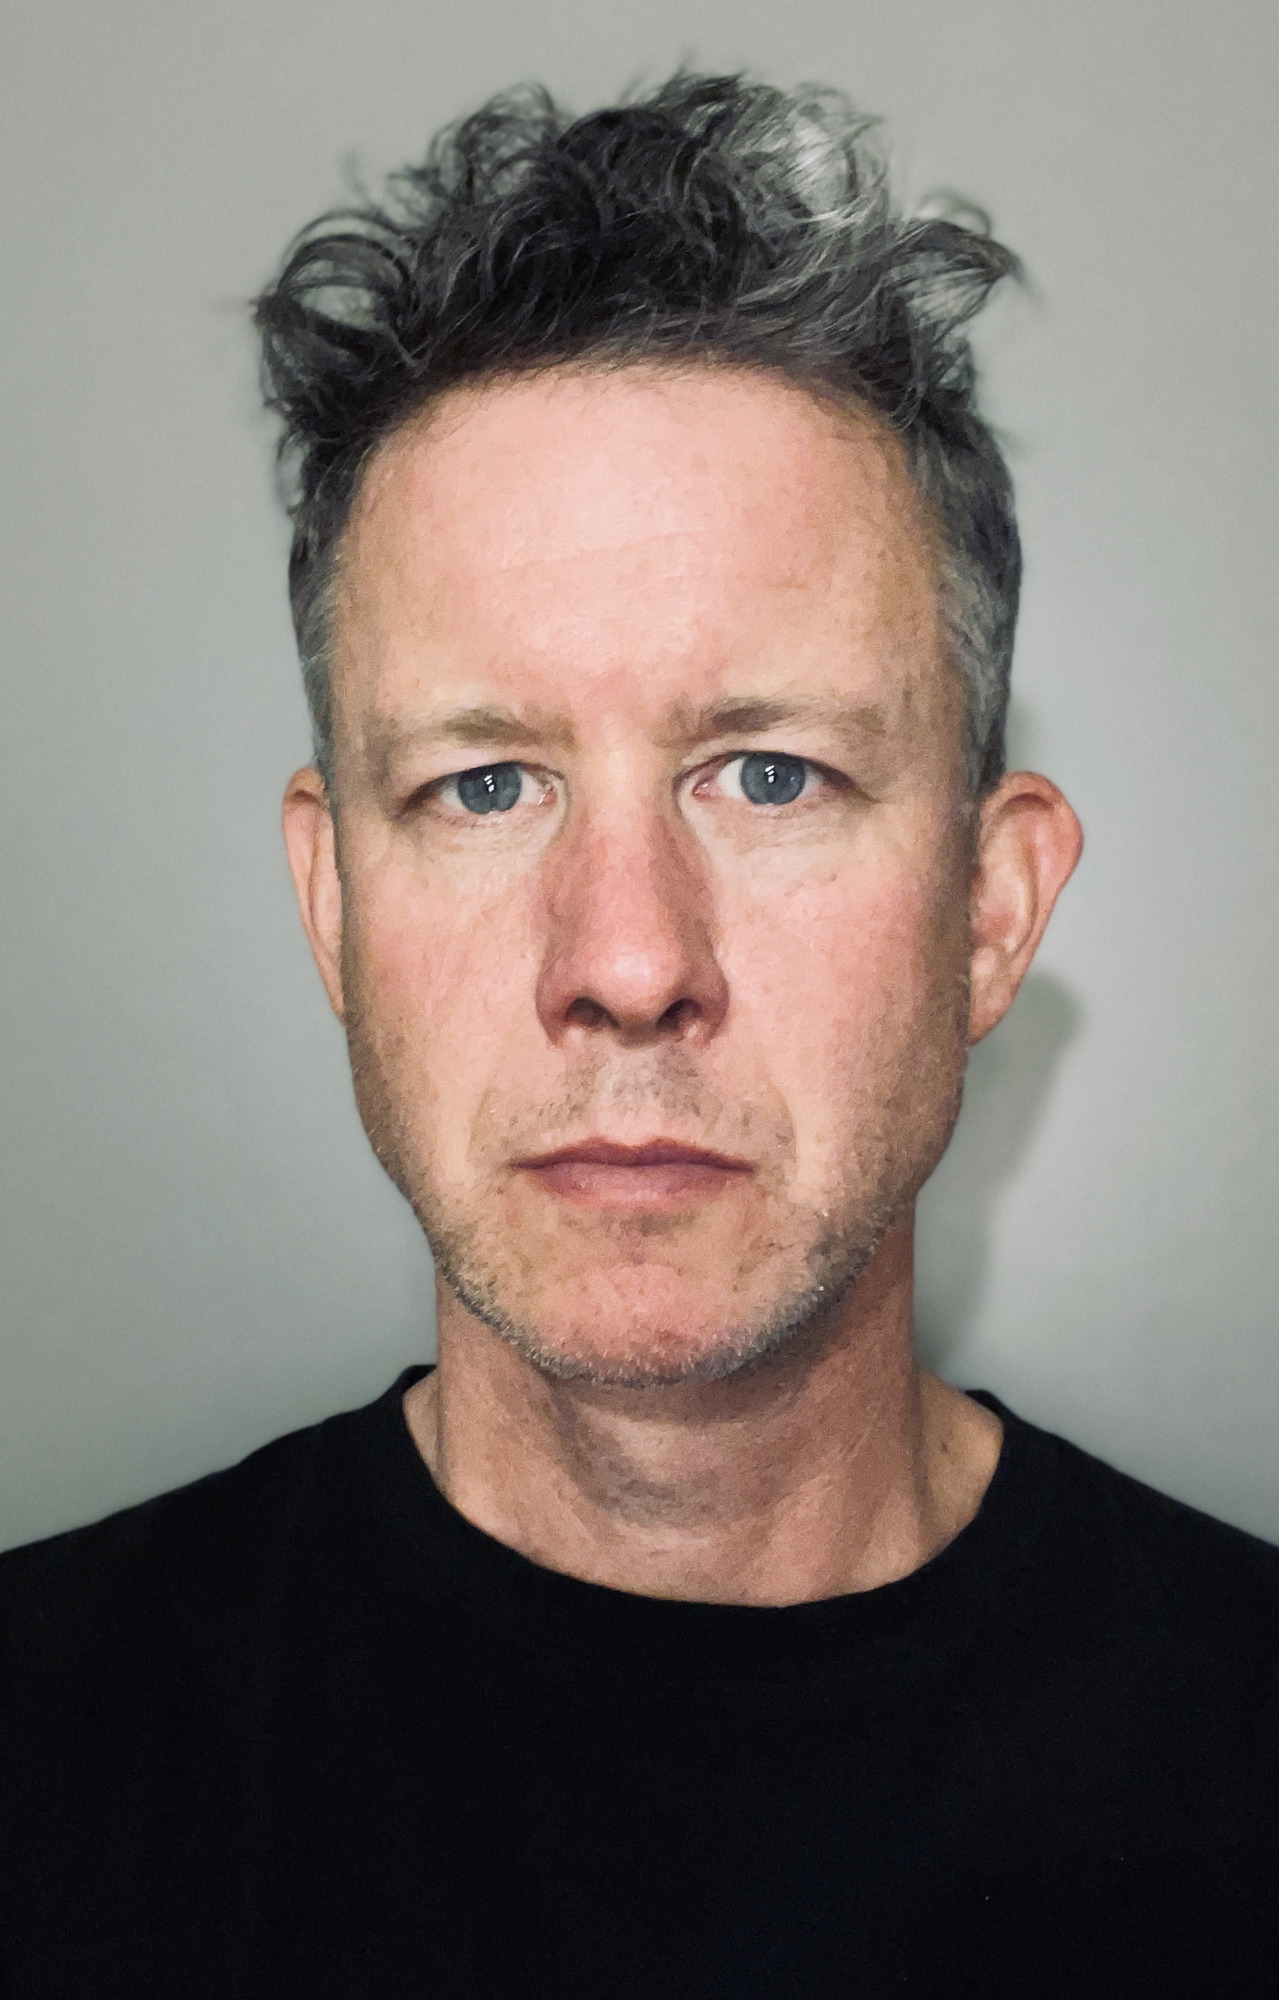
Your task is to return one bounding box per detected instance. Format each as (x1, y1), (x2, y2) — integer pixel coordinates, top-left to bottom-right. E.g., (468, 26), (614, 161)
(283, 364), (1081, 1606)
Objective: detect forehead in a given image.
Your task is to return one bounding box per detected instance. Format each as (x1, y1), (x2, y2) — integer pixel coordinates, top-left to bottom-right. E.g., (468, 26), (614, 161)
(332, 364), (949, 740)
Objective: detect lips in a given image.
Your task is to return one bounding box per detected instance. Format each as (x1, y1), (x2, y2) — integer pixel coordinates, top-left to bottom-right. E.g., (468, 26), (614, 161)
(513, 1139), (751, 1211)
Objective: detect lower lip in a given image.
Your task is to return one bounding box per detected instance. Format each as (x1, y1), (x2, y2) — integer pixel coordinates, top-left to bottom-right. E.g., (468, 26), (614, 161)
(523, 1159), (748, 1212)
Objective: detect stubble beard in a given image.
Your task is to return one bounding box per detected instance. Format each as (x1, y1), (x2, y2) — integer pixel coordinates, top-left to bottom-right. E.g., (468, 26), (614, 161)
(342, 988), (969, 1393)
(425, 1183), (896, 1388)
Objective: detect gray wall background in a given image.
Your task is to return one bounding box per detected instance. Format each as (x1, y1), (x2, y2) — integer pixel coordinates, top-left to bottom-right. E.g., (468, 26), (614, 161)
(2, 0), (1276, 1551)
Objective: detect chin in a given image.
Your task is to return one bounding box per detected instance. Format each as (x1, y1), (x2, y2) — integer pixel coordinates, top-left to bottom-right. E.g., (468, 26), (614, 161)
(437, 1247), (861, 1389)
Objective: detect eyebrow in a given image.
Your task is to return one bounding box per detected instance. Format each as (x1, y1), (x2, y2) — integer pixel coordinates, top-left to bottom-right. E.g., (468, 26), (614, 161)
(365, 705), (575, 782)
(364, 692), (892, 785)
(668, 695), (891, 748)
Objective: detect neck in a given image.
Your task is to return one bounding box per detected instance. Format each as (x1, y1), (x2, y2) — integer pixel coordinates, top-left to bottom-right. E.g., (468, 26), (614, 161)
(403, 1218), (1001, 1606)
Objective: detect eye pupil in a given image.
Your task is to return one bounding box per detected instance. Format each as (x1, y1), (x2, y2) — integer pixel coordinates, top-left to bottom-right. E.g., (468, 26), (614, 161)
(740, 753), (805, 806)
(457, 763), (522, 814)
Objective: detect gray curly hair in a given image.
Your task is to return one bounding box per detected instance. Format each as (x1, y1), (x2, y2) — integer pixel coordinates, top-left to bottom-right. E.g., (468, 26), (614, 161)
(255, 74), (1022, 795)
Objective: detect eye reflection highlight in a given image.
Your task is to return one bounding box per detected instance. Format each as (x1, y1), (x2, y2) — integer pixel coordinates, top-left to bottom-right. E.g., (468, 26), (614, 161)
(433, 751), (820, 822)
(453, 763), (524, 814)
(724, 753), (810, 806)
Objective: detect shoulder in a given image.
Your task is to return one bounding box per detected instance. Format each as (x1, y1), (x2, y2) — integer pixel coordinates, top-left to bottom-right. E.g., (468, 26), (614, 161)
(0, 1389), (386, 1687)
(0, 1375), (427, 1908)
(1002, 1406), (1279, 1747)
(1047, 1422), (1279, 1628)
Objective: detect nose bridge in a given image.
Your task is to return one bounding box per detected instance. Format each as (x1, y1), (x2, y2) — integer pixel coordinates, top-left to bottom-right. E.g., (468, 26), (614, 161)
(535, 766), (727, 1043)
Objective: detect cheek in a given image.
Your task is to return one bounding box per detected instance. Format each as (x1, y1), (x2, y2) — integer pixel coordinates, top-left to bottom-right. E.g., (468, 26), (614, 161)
(343, 858), (538, 1148)
(726, 854), (954, 1027)
(720, 853), (968, 1153)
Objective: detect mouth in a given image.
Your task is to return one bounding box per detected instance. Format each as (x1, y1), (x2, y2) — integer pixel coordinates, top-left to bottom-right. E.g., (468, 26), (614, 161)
(512, 1139), (753, 1213)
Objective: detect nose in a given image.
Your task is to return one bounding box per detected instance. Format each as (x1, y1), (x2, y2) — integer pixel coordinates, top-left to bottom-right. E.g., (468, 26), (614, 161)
(535, 795), (729, 1047)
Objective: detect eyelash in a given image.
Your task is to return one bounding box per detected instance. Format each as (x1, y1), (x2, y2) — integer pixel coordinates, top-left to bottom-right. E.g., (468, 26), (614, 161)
(420, 751), (831, 819)
(434, 763), (542, 815)
(703, 753), (819, 806)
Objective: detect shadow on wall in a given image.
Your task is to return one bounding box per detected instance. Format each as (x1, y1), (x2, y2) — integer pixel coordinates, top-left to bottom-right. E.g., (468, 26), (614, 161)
(914, 969), (1084, 1370)
(914, 697), (1085, 1364)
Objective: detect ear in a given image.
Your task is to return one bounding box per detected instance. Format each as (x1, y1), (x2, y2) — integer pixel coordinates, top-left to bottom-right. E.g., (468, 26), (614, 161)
(282, 767), (346, 1023)
(968, 771), (1083, 1045)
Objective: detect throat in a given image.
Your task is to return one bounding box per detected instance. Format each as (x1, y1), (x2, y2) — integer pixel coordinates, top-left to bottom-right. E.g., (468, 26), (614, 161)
(403, 1266), (1002, 1606)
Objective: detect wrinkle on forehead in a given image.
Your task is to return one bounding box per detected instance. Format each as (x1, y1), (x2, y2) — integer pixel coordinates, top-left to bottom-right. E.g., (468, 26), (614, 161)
(331, 363), (953, 755)
(343, 363), (927, 586)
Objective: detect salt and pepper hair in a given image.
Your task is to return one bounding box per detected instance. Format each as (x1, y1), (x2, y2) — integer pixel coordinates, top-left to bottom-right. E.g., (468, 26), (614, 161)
(255, 74), (1021, 795)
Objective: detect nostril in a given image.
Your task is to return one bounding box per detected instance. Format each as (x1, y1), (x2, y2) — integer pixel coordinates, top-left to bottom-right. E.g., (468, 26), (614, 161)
(564, 996), (614, 1031)
(559, 992), (701, 1038)
(657, 997), (699, 1036)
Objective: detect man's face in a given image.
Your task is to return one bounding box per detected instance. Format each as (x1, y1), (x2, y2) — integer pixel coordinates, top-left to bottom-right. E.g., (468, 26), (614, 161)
(324, 365), (975, 1385)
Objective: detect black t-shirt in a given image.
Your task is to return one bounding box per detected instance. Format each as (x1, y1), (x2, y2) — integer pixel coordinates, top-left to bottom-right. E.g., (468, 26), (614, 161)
(1, 1368), (1276, 1997)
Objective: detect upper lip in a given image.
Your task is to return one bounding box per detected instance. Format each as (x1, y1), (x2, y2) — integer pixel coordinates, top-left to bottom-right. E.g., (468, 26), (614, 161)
(514, 1139), (751, 1171)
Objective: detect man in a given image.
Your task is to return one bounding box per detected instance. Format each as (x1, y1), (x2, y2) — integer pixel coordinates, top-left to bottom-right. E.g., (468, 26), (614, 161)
(1, 74), (1275, 1997)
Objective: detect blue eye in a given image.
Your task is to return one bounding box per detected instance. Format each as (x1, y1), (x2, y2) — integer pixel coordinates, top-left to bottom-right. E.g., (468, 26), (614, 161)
(738, 752), (807, 805)
(455, 763), (523, 814)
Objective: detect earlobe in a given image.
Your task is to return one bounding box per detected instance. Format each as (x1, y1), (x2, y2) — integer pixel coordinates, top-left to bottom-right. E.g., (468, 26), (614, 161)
(967, 772), (1082, 1045)
(282, 767), (346, 1022)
